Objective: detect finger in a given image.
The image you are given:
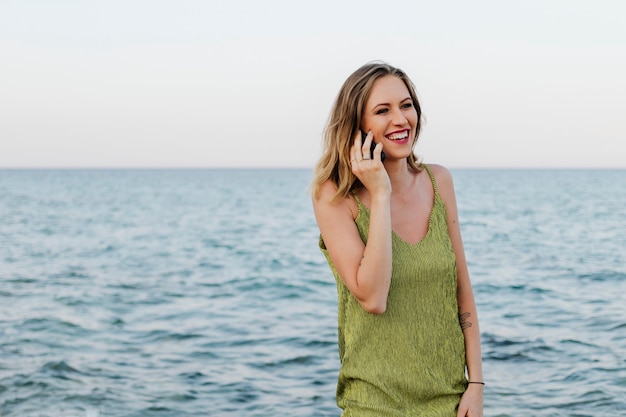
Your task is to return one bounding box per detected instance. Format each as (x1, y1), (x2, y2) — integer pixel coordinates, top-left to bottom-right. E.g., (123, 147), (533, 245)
(350, 145), (359, 167)
(350, 153), (358, 165)
(372, 141), (383, 161)
(354, 130), (363, 149)
(351, 131), (364, 161)
(361, 131), (372, 159)
(349, 133), (357, 160)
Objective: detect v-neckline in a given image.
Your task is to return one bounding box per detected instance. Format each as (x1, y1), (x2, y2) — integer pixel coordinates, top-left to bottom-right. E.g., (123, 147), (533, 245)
(355, 192), (439, 247)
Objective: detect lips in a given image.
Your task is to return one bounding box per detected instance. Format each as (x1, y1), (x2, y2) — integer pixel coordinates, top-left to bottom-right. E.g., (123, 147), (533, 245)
(385, 129), (410, 141)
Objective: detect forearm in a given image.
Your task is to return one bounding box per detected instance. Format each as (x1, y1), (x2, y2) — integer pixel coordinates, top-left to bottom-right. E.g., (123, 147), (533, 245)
(356, 194), (393, 313)
(458, 288), (483, 382)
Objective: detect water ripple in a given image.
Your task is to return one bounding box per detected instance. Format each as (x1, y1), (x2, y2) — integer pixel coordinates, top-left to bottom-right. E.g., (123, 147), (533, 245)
(0, 168), (624, 416)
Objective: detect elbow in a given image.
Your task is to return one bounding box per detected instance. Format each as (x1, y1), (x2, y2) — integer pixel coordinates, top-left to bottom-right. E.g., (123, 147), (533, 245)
(360, 299), (387, 315)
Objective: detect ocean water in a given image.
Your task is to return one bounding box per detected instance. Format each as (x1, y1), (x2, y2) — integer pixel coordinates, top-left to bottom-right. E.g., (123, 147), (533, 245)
(0, 168), (624, 417)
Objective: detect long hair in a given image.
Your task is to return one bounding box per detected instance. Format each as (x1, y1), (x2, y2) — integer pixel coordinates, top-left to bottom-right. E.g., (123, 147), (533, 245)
(311, 61), (423, 202)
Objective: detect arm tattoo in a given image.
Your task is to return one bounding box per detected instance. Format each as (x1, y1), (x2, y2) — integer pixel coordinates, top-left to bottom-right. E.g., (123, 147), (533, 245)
(458, 312), (472, 330)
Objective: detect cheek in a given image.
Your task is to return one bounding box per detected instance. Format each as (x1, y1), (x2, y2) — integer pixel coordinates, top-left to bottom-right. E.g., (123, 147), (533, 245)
(359, 115), (371, 133)
(409, 112), (419, 132)
(361, 119), (382, 135)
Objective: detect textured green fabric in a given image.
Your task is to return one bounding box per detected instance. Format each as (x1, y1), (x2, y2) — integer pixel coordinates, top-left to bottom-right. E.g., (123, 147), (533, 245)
(319, 165), (468, 417)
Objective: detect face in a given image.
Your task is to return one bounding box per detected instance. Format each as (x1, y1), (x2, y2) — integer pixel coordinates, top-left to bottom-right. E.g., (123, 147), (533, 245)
(361, 75), (418, 160)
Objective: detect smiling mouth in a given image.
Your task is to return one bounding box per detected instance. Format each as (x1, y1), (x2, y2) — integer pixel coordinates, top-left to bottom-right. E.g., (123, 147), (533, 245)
(386, 130), (409, 141)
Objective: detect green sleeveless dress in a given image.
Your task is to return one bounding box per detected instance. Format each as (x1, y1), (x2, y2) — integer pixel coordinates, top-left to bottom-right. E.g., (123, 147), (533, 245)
(319, 166), (468, 417)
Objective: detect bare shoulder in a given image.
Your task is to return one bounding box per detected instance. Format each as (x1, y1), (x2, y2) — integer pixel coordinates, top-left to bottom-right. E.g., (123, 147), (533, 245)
(425, 163), (455, 193)
(312, 179), (357, 218)
(313, 179), (343, 207)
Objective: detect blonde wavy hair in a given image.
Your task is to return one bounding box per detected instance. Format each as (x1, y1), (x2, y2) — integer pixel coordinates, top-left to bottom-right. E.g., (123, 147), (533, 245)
(311, 61), (423, 202)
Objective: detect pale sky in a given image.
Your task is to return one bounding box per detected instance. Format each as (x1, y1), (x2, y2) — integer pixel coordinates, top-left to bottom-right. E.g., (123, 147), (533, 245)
(1, 0), (625, 168)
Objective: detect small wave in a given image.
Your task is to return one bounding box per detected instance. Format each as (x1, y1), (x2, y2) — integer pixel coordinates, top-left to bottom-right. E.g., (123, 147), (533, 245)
(250, 355), (318, 369)
(21, 317), (83, 333)
(220, 382), (260, 404)
(41, 361), (81, 374)
(578, 270), (626, 282)
(189, 350), (219, 359)
(5, 276), (37, 284)
(0, 410), (100, 417)
(178, 371), (205, 380)
(133, 330), (203, 342)
(50, 270), (91, 280)
(201, 237), (234, 250)
(482, 333), (560, 362)
(559, 339), (600, 349)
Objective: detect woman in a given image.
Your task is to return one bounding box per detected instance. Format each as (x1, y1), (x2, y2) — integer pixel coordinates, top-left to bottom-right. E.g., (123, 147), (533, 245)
(311, 61), (484, 417)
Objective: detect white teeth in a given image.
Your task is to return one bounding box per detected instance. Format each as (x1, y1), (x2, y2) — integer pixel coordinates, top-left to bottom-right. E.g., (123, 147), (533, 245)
(387, 131), (408, 140)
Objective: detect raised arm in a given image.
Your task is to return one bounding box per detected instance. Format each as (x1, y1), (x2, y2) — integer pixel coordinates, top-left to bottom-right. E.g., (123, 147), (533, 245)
(312, 133), (393, 314)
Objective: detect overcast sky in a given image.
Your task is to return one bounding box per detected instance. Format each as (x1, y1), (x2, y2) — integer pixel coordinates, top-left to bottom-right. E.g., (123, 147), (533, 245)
(1, 0), (625, 168)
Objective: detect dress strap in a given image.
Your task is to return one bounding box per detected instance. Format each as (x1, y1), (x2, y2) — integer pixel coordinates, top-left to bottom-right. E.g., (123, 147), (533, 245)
(423, 164), (439, 196)
(351, 190), (364, 208)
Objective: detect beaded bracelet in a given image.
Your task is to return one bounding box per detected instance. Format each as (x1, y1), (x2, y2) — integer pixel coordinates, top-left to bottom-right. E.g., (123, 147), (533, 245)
(468, 381), (485, 385)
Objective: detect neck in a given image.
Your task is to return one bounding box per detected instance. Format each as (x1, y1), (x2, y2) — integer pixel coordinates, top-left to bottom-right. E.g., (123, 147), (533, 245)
(384, 158), (416, 195)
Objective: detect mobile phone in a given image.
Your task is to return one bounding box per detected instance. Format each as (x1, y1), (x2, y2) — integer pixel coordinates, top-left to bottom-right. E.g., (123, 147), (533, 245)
(363, 132), (386, 162)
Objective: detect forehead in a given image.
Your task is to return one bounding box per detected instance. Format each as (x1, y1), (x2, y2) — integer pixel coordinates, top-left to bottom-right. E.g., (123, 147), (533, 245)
(368, 75), (410, 103)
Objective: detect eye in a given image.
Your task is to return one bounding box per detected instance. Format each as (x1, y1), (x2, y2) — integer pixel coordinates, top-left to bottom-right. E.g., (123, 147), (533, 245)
(375, 108), (388, 115)
(401, 101), (414, 109)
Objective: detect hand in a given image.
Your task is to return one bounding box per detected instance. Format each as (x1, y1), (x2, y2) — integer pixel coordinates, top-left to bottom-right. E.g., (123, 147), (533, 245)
(350, 131), (390, 198)
(456, 383), (483, 417)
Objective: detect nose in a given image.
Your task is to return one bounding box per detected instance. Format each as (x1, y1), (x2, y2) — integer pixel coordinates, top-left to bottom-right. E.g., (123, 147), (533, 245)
(391, 107), (408, 125)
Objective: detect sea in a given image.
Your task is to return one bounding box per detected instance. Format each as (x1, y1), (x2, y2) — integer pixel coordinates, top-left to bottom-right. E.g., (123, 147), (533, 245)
(0, 168), (624, 417)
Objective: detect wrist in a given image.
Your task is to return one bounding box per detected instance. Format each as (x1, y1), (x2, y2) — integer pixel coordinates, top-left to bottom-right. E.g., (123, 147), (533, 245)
(370, 192), (391, 205)
(467, 381), (485, 391)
